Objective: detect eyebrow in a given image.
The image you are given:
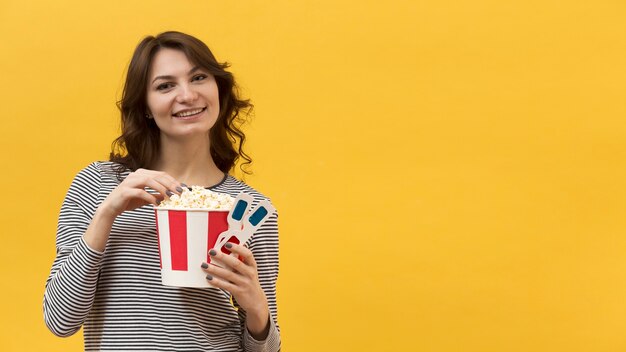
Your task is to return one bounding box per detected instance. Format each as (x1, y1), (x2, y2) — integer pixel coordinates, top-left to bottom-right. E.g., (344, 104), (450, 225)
(151, 66), (201, 84)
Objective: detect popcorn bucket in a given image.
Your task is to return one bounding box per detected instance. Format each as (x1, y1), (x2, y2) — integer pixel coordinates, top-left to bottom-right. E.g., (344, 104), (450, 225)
(153, 208), (229, 287)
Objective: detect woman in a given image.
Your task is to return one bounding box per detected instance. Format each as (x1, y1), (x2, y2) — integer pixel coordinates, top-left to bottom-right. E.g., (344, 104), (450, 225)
(43, 31), (281, 352)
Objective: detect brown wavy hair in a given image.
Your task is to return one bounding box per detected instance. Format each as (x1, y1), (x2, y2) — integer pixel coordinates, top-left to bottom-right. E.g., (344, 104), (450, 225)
(110, 31), (252, 179)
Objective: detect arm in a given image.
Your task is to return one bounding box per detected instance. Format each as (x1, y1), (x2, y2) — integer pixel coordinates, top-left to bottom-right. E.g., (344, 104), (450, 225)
(43, 163), (105, 337)
(242, 212), (281, 351)
(43, 164), (183, 336)
(203, 212), (281, 352)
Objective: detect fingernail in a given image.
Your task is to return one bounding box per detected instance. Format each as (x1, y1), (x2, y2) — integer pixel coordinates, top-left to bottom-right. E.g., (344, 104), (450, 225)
(201, 262), (208, 269)
(176, 186), (183, 193)
(181, 183), (188, 188)
(206, 274), (213, 280)
(209, 249), (217, 256)
(225, 243), (232, 249)
(166, 190), (174, 197)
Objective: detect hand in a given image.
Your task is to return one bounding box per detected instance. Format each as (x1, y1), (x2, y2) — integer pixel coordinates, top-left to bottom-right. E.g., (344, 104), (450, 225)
(84, 169), (184, 252)
(202, 243), (270, 338)
(100, 168), (183, 218)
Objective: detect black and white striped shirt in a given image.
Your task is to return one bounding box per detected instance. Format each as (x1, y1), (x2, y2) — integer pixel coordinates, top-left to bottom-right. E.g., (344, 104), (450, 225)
(44, 162), (281, 351)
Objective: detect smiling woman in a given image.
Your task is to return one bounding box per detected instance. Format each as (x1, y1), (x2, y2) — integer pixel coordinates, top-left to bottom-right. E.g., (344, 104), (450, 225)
(42, 32), (281, 352)
(111, 31), (253, 178)
(147, 49), (221, 152)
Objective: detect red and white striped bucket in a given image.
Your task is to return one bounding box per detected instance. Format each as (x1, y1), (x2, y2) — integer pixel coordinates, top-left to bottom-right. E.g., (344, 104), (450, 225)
(154, 208), (229, 287)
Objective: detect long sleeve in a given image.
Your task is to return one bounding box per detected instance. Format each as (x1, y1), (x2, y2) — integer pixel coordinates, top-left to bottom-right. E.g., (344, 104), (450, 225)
(43, 163), (104, 337)
(239, 211), (281, 352)
(44, 167), (282, 350)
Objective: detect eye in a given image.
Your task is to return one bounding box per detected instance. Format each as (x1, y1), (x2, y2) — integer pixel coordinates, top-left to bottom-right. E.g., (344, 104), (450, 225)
(192, 74), (207, 82)
(156, 82), (174, 91)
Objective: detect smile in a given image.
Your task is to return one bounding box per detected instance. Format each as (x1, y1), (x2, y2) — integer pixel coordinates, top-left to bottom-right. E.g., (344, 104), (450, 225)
(172, 107), (206, 118)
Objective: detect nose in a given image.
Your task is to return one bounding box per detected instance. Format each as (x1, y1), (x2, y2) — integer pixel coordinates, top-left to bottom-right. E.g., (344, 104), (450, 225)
(176, 83), (198, 103)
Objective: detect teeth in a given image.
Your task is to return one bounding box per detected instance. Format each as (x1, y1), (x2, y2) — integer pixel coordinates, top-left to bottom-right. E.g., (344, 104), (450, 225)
(175, 108), (203, 117)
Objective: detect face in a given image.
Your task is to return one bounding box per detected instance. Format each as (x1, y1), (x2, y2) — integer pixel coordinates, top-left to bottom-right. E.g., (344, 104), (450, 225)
(146, 48), (220, 139)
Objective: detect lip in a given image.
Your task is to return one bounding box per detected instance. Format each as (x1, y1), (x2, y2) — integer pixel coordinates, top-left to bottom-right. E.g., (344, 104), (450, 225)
(172, 107), (207, 120)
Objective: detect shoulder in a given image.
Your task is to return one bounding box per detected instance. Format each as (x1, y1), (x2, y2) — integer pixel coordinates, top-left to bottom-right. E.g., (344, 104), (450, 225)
(69, 162), (101, 190)
(70, 161), (130, 191)
(86, 161), (131, 181)
(95, 161), (131, 180)
(73, 161), (127, 176)
(213, 175), (274, 206)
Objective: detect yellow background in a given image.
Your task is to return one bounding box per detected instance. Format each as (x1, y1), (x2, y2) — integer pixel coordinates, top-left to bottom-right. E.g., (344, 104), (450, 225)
(1, 0), (625, 351)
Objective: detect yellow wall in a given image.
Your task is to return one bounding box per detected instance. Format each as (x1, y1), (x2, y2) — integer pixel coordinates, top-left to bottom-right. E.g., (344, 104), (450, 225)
(1, 0), (625, 351)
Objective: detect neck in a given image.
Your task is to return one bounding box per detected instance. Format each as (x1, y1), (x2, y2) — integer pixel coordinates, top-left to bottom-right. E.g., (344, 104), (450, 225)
(153, 133), (225, 187)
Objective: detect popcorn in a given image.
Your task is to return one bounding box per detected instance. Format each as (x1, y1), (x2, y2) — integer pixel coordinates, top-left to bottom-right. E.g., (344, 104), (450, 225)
(157, 186), (235, 210)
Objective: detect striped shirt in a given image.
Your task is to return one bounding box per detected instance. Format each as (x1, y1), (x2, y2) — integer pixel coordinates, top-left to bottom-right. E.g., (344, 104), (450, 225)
(44, 162), (281, 351)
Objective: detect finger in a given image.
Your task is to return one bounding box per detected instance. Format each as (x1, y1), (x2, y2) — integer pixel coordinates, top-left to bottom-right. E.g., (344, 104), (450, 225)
(201, 262), (246, 286)
(143, 178), (170, 199)
(123, 173), (171, 200)
(209, 249), (253, 276)
(161, 172), (184, 190)
(154, 174), (184, 194)
(224, 243), (257, 269)
(124, 188), (160, 206)
(205, 272), (241, 294)
(134, 169), (183, 194)
(123, 171), (152, 188)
